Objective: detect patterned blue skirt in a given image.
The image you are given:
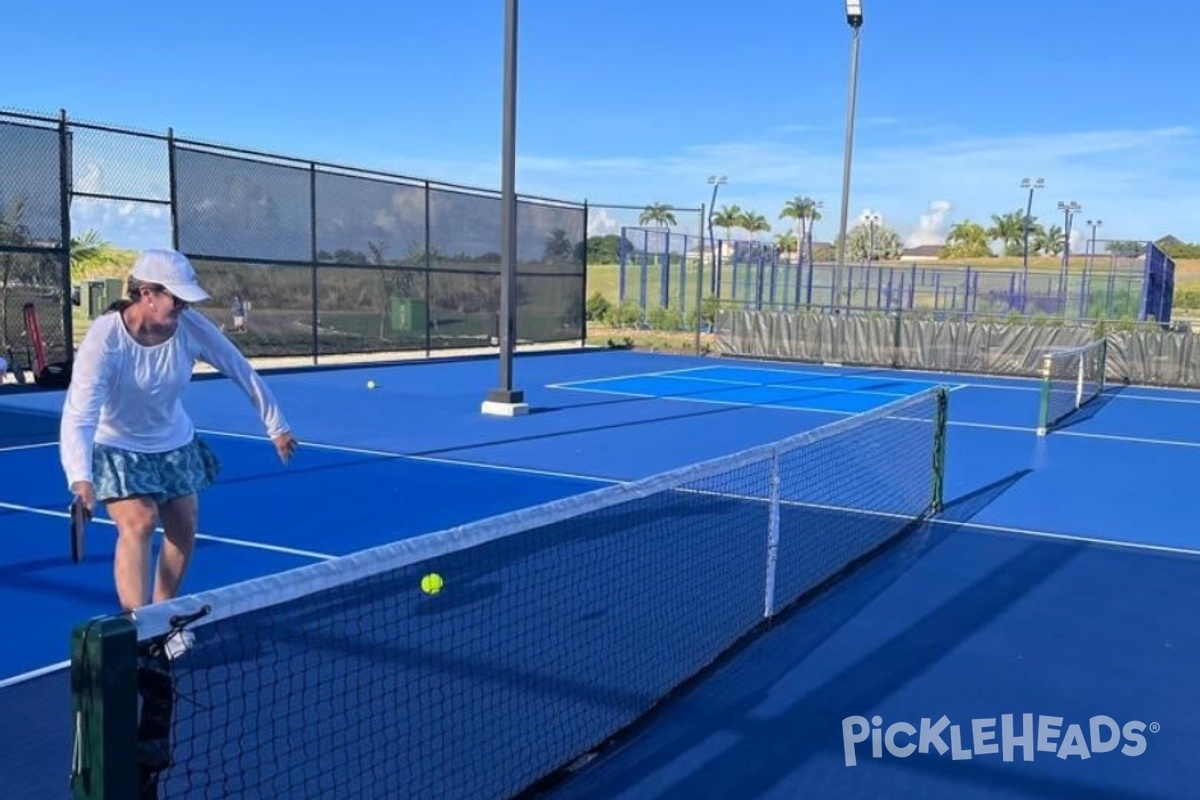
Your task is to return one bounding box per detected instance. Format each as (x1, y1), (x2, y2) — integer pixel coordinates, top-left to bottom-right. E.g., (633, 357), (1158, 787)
(92, 437), (221, 504)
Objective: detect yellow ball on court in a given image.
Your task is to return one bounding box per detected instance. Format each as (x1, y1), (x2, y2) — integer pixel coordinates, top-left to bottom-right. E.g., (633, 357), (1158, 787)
(421, 573), (444, 595)
(366, 380), (377, 390)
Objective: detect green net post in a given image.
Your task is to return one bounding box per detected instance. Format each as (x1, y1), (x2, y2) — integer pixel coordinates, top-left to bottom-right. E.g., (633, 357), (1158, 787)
(931, 387), (949, 514)
(1036, 353), (1052, 436)
(70, 616), (139, 800)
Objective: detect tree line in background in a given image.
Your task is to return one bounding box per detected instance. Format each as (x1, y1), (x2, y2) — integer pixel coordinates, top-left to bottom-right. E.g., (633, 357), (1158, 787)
(632, 198), (1200, 263)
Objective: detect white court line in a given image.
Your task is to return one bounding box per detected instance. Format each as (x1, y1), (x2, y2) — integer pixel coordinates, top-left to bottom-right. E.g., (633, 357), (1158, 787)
(547, 364), (722, 388)
(549, 384), (1200, 448)
(676, 364), (947, 389)
(717, 355), (1200, 402)
(0, 441), (58, 454)
(634, 372), (921, 399)
(678, 489), (1200, 560)
(196, 429), (622, 485)
(1043, 428), (1200, 449)
(702, 363), (1200, 405)
(0, 660), (69, 689)
(545, 383), (859, 417)
(0, 501), (337, 561)
(899, 416), (1200, 448)
(927, 381), (1200, 405)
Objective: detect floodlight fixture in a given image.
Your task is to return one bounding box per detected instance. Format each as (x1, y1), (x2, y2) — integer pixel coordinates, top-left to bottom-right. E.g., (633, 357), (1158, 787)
(845, 0), (863, 28)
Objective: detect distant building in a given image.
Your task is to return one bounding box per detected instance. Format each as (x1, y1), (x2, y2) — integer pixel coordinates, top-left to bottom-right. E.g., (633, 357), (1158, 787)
(899, 245), (944, 261)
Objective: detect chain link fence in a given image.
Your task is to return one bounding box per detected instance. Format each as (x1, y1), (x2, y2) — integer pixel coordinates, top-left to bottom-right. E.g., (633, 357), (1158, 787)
(0, 108), (588, 375)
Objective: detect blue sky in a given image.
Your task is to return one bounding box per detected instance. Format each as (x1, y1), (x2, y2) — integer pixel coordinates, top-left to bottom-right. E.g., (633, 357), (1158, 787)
(4, 0), (1198, 251)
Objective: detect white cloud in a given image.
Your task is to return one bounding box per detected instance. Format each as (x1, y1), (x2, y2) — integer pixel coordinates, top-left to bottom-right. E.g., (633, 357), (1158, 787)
(586, 207), (621, 235)
(71, 197), (171, 251)
(907, 200), (952, 246)
(502, 125), (1200, 243)
(312, 123), (1200, 246)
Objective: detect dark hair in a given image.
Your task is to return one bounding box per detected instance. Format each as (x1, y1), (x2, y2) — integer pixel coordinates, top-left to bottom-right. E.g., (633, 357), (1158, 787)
(105, 276), (166, 314)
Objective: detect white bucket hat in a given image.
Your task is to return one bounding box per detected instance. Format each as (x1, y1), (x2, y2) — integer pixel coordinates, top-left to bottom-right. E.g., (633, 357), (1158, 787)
(130, 249), (211, 303)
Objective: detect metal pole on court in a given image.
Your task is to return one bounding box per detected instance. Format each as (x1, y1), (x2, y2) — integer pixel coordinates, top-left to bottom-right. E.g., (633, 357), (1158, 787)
(694, 203), (705, 355)
(483, 0), (529, 416)
(834, 2), (864, 312)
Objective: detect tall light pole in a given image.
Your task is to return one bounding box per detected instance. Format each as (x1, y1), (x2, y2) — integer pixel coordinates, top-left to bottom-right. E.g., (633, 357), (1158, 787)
(483, 0), (528, 417)
(1019, 178), (1044, 313)
(834, 0), (864, 311)
(1057, 200), (1081, 314)
(707, 175), (727, 292)
(865, 212), (880, 264)
(1086, 219), (1102, 268)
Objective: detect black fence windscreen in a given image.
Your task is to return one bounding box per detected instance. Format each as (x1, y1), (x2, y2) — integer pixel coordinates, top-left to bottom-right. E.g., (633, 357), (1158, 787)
(0, 121), (63, 248)
(315, 171), (426, 267)
(176, 153), (586, 358)
(1, 109), (588, 374)
(173, 147), (313, 263)
(0, 251), (69, 366)
(1, 119), (68, 373)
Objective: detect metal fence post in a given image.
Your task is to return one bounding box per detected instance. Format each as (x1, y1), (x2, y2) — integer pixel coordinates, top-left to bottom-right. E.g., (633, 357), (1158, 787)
(58, 109), (74, 360)
(581, 200), (589, 344)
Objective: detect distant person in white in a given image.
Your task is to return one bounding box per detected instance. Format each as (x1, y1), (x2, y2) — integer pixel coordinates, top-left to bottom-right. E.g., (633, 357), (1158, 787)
(231, 293), (246, 332)
(59, 249), (298, 617)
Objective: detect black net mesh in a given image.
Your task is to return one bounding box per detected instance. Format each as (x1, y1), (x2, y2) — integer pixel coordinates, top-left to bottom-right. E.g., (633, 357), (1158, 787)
(315, 265), (428, 356)
(190, 259), (315, 358)
(428, 188), (500, 266)
(174, 147), (312, 263)
(428, 269), (499, 350)
(315, 171), (426, 267)
(106, 389), (945, 800)
(69, 127), (170, 202)
(1, 112), (586, 370)
(0, 120), (63, 248)
(0, 251), (68, 368)
(517, 274), (583, 342)
(517, 200), (585, 276)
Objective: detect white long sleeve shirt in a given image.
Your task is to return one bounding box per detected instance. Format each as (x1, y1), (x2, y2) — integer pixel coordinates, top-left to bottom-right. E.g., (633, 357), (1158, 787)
(60, 308), (290, 487)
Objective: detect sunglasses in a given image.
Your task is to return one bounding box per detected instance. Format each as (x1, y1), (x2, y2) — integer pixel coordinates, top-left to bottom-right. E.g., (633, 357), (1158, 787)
(146, 287), (188, 309)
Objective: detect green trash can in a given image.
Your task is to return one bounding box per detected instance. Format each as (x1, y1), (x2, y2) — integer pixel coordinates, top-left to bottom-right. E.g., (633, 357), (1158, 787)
(390, 297), (428, 333)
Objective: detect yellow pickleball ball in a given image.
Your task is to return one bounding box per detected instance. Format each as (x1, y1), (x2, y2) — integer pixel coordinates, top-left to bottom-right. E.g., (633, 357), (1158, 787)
(421, 573), (444, 595)
(366, 380), (377, 389)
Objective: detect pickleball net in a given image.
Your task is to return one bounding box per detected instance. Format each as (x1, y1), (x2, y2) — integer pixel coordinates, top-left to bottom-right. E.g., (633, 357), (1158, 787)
(1036, 339), (1108, 435)
(68, 386), (948, 800)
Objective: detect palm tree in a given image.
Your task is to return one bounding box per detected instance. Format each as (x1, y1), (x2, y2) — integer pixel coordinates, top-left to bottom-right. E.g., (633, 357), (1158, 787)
(986, 210), (1027, 256)
(638, 203), (676, 227)
(543, 228), (574, 262)
(1034, 224), (1065, 256)
(779, 196), (822, 264)
(709, 204), (743, 268)
(739, 211), (770, 240)
(774, 231), (798, 261)
(941, 220), (992, 259)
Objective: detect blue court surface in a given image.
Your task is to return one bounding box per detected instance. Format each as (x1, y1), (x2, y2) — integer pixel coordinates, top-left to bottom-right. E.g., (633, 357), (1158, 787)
(2, 348), (1198, 799)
